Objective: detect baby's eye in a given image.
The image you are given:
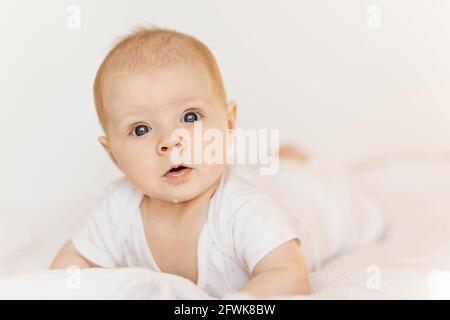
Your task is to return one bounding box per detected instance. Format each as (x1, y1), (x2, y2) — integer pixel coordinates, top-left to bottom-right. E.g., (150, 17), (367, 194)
(182, 111), (202, 123)
(131, 124), (152, 137)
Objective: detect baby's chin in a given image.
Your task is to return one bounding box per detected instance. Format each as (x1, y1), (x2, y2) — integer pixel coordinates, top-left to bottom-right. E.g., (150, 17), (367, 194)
(160, 175), (223, 204)
(153, 184), (209, 204)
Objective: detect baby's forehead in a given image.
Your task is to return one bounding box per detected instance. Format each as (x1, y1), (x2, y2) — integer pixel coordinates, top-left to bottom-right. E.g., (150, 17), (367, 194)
(106, 64), (213, 103)
(102, 67), (217, 120)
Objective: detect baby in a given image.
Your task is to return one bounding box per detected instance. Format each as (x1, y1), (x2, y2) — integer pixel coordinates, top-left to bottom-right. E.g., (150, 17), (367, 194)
(50, 27), (310, 298)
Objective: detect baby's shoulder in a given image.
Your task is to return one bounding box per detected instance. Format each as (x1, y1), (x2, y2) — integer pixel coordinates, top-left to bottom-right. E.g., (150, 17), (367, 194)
(207, 166), (290, 268)
(215, 165), (282, 222)
(104, 176), (142, 204)
(90, 176), (143, 236)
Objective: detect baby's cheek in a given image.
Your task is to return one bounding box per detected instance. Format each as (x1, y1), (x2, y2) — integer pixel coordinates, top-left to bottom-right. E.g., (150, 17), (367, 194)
(202, 130), (229, 164)
(125, 168), (161, 198)
(201, 163), (225, 183)
(118, 150), (157, 179)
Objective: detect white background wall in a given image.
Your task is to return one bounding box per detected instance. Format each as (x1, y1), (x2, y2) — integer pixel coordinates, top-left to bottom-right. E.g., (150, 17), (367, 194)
(1, 0), (450, 211)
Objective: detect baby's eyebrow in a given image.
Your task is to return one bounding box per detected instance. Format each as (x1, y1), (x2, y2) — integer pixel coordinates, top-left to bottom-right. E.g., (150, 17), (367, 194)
(116, 110), (146, 130)
(181, 95), (200, 103)
(173, 96), (206, 107)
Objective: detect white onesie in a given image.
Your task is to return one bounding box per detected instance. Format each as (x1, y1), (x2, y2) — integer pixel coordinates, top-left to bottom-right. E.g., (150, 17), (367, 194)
(71, 163), (302, 298)
(72, 159), (385, 298)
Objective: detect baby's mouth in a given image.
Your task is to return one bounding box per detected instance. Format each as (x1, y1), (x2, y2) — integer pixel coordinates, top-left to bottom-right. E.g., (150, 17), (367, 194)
(166, 164), (187, 172)
(163, 165), (192, 182)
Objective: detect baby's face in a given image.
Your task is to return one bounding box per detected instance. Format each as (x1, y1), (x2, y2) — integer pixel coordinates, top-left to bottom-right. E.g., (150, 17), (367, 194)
(99, 63), (236, 203)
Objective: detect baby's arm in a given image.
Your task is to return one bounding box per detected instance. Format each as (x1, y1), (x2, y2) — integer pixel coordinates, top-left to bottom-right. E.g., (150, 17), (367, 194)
(238, 239), (310, 297)
(49, 241), (97, 269)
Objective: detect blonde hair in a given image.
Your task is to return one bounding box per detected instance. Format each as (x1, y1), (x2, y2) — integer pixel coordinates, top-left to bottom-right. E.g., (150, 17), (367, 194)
(93, 26), (227, 133)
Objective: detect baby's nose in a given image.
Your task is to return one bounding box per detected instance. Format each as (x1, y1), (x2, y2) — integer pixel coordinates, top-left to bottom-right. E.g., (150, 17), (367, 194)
(157, 137), (183, 155)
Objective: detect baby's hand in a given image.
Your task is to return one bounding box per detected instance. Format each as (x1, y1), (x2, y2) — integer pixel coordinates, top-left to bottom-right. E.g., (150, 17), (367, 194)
(237, 239), (310, 298)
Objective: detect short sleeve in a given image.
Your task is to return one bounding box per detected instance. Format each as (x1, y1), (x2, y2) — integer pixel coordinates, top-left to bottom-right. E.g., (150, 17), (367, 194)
(231, 194), (301, 274)
(71, 182), (125, 268)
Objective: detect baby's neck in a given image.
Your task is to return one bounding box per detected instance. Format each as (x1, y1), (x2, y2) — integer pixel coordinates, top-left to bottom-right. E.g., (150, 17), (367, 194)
(142, 177), (221, 226)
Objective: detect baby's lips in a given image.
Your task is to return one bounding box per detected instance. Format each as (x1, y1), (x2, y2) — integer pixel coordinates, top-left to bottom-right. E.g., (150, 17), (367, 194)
(162, 166), (193, 183)
(163, 164), (192, 176)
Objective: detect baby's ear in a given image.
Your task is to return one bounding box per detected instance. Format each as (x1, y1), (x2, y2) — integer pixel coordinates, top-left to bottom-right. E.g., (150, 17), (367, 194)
(226, 100), (237, 130)
(98, 136), (121, 170)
